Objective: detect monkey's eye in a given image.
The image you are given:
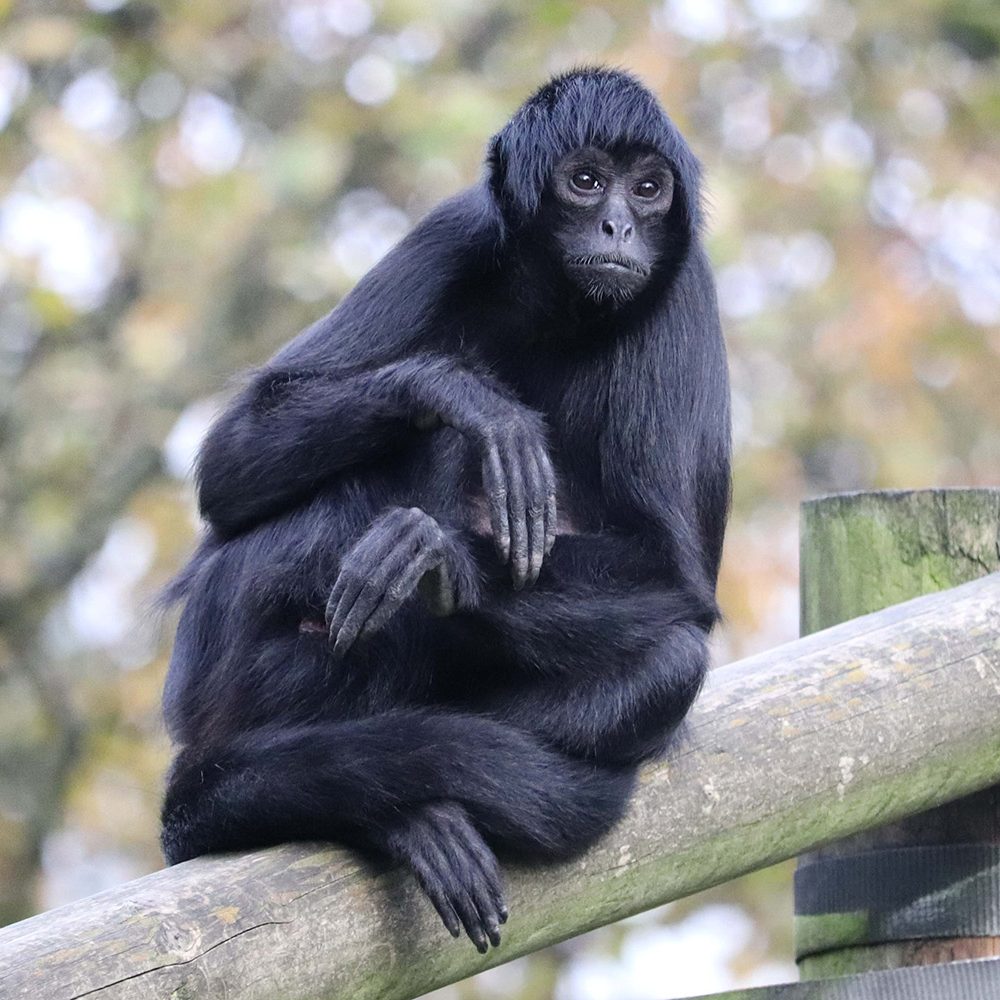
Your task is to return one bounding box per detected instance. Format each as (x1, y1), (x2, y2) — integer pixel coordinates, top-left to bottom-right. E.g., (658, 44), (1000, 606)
(633, 180), (660, 199)
(570, 170), (602, 192)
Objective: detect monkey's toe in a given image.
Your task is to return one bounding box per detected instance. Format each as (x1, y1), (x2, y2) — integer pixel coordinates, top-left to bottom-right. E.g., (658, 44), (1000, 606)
(386, 801), (508, 951)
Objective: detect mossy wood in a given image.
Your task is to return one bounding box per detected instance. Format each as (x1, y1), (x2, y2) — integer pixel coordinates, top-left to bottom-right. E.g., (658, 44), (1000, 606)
(800, 489), (1000, 634)
(797, 488), (1000, 979)
(3, 569), (1000, 999)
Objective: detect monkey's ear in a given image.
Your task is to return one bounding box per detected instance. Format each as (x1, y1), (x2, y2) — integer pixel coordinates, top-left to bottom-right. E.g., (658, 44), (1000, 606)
(486, 135), (504, 189)
(486, 134), (514, 215)
(484, 128), (546, 227)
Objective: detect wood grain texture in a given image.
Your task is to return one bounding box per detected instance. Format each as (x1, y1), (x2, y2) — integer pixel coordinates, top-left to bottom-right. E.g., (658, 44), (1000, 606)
(2, 572), (1000, 1000)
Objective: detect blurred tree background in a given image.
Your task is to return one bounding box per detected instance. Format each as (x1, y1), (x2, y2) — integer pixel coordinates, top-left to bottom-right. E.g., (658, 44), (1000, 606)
(0, 0), (997, 996)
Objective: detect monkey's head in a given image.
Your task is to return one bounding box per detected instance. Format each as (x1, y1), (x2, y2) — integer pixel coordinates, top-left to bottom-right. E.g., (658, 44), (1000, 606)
(488, 67), (701, 308)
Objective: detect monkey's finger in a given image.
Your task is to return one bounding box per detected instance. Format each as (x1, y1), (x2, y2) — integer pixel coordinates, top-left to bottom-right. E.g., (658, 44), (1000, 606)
(504, 439), (529, 589)
(462, 875), (501, 950)
(415, 828), (490, 953)
(466, 867), (503, 948)
(407, 841), (462, 940)
(330, 576), (380, 656)
(359, 548), (441, 640)
(329, 518), (426, 649)
(537, 446), (558, 556)
(430, 811), (503, 948)
(331, 585), (381, 658)
(331, 560), (402, 656)
(418, 559), (456, 617)
(335, 522), (434, 652)
(326, 528), (389, 634)
(482, 443), (510, 564)
(436, 856), (494, 952)
(524, 448), (546, 585)
(436, 561), (456, 615)
(465, 840), (507, 926)
(422, 880), (463, 941)
(326, 569), (364, 634)
(385, 816), (465, 941)
(450, 882), (491, 953)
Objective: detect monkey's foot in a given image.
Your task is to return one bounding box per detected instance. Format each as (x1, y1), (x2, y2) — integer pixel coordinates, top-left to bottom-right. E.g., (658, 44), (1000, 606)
(384, 801), (508, 953)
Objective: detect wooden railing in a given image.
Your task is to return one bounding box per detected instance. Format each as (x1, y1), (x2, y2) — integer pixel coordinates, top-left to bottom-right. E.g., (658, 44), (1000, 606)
(1, 489), (999, 1000)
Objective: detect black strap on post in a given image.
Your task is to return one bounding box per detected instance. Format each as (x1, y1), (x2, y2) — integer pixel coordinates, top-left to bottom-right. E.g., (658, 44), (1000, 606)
(794, 844), (1000, 959)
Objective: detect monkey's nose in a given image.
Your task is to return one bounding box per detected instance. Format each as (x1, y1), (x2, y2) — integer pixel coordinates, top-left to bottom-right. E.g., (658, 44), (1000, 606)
(601, 219), (633, 241)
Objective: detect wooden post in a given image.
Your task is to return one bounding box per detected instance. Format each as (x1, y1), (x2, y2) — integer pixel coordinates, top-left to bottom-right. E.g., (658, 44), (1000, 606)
(796, 488), (1000, 979)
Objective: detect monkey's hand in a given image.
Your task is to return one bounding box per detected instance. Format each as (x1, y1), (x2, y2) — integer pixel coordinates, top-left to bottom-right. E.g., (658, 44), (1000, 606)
(471, 412), (557, 590)
(326, 507), (457, 659)
(404, 364), (556, 589)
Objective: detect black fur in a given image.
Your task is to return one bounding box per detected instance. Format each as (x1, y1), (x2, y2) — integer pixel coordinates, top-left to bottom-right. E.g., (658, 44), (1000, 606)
(160, 68), (731, 951)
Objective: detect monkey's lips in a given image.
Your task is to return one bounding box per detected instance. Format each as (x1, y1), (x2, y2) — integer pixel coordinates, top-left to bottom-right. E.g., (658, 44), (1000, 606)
(569, 252), (650, 278)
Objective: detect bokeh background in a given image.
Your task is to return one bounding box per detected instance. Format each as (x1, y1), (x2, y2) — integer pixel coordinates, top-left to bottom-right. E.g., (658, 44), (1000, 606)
(1, 0), (998, 996)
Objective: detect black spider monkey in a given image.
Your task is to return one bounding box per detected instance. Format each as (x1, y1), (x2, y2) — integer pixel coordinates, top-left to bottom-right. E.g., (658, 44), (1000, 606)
(160, 68), (731, 952)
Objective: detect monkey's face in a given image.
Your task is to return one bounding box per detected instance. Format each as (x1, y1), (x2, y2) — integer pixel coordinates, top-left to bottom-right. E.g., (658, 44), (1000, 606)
(544, 146), (675, 305)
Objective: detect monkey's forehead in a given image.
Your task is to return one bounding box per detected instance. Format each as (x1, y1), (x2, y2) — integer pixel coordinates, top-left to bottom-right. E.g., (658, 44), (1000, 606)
(553, 145), (674, 174)
(487, 67), (701, 224)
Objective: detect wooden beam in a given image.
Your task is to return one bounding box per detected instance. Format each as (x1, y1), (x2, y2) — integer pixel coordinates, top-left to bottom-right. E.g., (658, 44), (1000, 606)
(2, 573), (1000, 1000)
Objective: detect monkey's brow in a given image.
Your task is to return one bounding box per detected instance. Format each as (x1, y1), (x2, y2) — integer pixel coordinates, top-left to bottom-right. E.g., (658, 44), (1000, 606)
(627, 152), (672, 173)
(558, 146), (616, 168)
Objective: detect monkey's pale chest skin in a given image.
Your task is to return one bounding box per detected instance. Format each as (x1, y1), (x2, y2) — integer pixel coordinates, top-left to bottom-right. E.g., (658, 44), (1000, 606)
(468, 491), (579, 539)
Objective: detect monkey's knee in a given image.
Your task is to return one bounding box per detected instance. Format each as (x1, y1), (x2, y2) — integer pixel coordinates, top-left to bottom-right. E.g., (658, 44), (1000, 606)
(589, 623), (708, 766)
(656, 621), (710, 716)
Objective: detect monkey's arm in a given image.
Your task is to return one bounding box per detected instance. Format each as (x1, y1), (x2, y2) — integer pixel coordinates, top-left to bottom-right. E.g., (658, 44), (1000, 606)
(196, 195), (554, 578)
(198, 356), (555, 579)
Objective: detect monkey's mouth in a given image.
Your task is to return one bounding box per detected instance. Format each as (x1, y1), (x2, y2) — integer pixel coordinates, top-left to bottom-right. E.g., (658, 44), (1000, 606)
(569, 253), (650, 277)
